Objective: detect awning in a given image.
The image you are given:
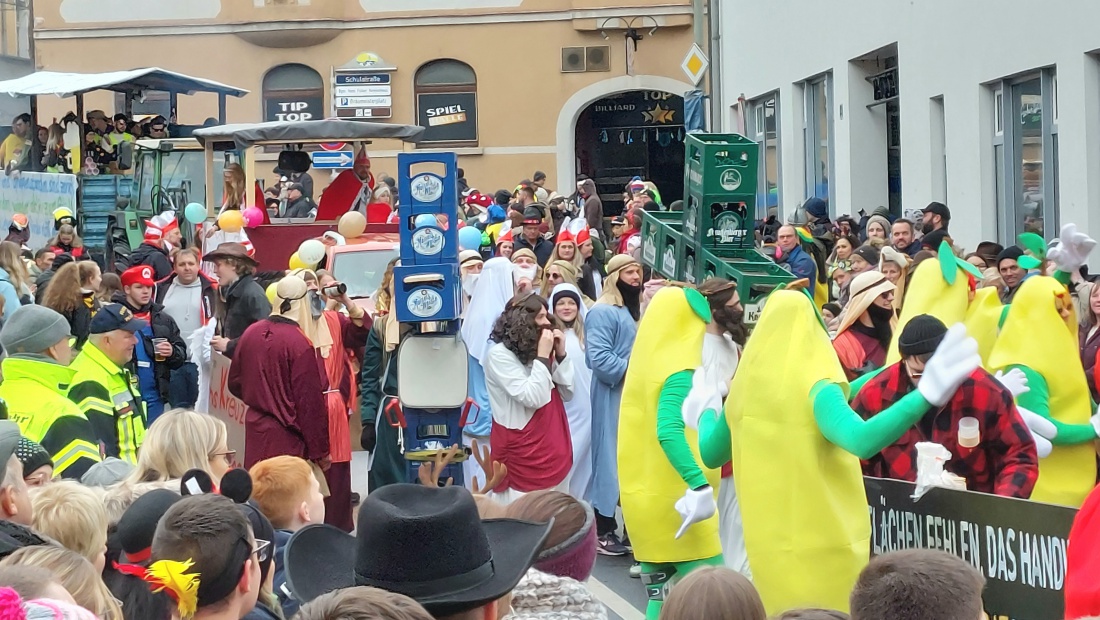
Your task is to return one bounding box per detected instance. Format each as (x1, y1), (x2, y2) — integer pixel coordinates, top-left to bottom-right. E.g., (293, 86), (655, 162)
(192, 119), (424, 150)
(0, 68), (249, 99)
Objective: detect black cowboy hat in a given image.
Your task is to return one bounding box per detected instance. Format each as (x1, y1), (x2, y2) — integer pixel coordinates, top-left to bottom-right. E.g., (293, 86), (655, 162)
(284, 484), (551, 617)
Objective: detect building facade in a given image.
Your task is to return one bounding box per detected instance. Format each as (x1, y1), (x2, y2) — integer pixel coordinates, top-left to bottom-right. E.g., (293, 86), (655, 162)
(32, 0), (703, 209)
(719, 1), (1100, 249)
(0, 0), (32, 125)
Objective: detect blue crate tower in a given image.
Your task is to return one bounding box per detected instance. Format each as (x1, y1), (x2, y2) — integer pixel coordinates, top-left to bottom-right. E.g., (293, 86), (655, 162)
(391, 152), (472, 486)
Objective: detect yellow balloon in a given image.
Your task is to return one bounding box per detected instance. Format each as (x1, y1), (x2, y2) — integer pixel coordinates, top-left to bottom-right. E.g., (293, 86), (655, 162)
(338, 211), (367, 239)
(218, 209), (244, 233)
(265, 282), (279, 304)
(288, 251), (309, 270)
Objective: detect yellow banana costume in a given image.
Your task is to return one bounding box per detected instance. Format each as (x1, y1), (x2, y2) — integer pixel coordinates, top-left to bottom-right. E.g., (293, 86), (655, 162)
(963, 286), (1003, 365)
(988, 276), (1097, 507)
(726, 290), (863, 614)
(618, 286), (722, 619)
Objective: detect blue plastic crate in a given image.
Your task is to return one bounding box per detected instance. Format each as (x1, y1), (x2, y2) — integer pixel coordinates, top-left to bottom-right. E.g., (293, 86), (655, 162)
(393, 263), (462, 323)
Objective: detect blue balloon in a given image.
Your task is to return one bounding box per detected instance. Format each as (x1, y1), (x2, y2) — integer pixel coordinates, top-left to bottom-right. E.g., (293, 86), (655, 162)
(414, 213), (437, 228)
(184, 202), (208, 224)
(458, 226), (483, 251)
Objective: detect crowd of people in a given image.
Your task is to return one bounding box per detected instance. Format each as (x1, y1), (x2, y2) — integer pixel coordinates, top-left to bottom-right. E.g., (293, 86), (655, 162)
(0, 158), (1096, 620)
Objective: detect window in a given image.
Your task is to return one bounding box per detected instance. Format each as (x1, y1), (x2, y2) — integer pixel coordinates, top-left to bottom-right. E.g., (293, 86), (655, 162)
(992, 69), (1058, 241)
(414, 59), (478, 145)
(804, 75), (833, 212)
(262, 64), (324, 122)
(749, 93), (780, 220)
(0, 0), (29, 59)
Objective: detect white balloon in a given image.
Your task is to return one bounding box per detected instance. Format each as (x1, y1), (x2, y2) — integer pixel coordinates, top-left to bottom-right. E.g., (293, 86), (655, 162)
(298, 239), (326, 265)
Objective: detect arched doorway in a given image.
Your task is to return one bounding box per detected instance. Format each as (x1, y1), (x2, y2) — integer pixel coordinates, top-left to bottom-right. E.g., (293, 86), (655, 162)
(574, 90), (685, 215)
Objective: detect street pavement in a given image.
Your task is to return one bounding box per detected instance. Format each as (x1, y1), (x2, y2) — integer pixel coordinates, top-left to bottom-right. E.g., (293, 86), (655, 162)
(351, 452), (649, 619)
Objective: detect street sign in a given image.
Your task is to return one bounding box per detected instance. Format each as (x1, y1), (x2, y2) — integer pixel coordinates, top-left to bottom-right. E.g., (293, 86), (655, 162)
(337, 96), (393, 108)
(334, 85), (391, 97)
(681, 43), (709, 86)
(336, 107), (392, 119)
(319, 142), (348, 152)
(335, 73), (391, 85)
(311, 151), (354, 169)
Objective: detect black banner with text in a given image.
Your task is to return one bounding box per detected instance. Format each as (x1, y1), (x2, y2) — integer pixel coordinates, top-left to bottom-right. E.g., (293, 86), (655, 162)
(865, 477), (1077, 620)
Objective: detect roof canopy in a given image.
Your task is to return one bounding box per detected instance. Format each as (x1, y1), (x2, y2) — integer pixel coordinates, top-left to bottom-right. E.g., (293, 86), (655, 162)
(0, 68), (249, 99)
(193, 119), (425, 150)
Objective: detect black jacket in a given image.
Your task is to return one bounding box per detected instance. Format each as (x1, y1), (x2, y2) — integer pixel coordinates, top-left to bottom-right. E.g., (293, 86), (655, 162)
(578, 255), (606, 301)
(62, 296), (98, 351)
(284, 195), (316, 218)
(111, 292), (187, 403)
(217, 274), (272, 357)
(129, 242), (173, 281)
(512, 235), (555, 267)
(154, 271), (218, 325)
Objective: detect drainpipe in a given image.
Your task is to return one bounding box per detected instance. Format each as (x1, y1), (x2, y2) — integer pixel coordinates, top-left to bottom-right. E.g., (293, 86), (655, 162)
(692, 0), (705, 47)
(708, 0), (722, 132)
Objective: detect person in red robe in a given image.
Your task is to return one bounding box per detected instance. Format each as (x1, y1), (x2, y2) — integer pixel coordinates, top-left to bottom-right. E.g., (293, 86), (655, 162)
(228, 275), (330, 477)
(291, 269), (372, 532)
(315, 147), (376, 221)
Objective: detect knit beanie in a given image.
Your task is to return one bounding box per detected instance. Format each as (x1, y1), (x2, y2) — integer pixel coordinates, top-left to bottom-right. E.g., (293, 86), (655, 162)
(803, 197), (828, 220)
(507, 570), (608, 620)
(0, 305), (71, 355)
(851, 245), (881, 267)
(14, 438), (51, 477)
(898, 314), (947, 357)
(996, 246), (1024, 269)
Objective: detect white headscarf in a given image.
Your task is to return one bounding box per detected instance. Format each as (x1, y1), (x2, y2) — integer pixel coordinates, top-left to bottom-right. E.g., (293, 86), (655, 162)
(461, 257), (515, 364)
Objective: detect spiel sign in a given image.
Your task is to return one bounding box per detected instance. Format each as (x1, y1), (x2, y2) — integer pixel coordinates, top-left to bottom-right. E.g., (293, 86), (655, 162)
(416, 92), (478, 143)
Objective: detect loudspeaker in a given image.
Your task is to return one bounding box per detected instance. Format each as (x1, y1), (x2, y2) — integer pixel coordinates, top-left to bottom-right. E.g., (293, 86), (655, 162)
(561, 47), (586, 73)
(586, 46), (611, 72)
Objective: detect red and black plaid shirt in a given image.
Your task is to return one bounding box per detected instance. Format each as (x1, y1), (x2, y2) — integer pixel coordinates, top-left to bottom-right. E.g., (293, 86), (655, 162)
(851, 364), (1039, 499)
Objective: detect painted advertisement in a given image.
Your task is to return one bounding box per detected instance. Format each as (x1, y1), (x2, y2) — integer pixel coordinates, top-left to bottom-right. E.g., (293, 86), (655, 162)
(0, 172), (77, 250)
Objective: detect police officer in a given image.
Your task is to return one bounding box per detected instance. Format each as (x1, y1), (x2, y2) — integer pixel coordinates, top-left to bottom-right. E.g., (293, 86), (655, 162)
(0, 306), (101, 479)
(68, 303), (148, 465)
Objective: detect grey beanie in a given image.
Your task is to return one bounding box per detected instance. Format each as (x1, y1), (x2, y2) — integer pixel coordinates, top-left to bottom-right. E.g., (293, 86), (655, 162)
(0, 305), (71, 354)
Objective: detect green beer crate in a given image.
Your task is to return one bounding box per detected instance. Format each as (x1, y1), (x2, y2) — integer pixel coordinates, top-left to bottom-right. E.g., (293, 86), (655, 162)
(682, 134), (759, 250)
(697, 247), (793, 325)
(639, 211), (682, 279)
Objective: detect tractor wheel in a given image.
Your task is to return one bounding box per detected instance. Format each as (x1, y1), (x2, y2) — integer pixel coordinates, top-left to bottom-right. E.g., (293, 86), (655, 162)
(106, 216), (133, 274)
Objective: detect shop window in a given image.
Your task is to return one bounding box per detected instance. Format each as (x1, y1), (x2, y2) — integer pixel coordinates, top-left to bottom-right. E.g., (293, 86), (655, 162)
(749, 93), (781, 220)
(803, 75), (833, 212)
(414, 59), (478, 146)
(262, 64), (324, 122)
(992, 68), (1058, 241)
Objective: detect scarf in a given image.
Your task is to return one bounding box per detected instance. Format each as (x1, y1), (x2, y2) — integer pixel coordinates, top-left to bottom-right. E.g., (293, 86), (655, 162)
(271, 278), (335, 356)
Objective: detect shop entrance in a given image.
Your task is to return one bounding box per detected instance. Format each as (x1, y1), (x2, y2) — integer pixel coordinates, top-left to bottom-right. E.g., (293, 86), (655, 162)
(575, 90), (685, 216)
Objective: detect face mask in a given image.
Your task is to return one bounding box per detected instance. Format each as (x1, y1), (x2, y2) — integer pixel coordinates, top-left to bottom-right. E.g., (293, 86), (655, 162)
(308, 291), (324, 319)
(462, 273), (480, 297)
(513, 264), (537, 285)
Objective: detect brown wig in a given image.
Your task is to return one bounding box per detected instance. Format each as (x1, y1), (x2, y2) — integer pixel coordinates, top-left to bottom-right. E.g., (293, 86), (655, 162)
(490, 293), (548, 365)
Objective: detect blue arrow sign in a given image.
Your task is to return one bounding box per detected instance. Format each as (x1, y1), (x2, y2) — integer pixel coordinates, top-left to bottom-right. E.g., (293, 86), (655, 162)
(311, 150), (354, 169)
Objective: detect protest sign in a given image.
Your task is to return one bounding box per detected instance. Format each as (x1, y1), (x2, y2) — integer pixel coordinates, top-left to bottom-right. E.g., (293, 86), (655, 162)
(207, 352), (246, 468)
(0, 172), (77, 249)
(865, 477), (1077, 620)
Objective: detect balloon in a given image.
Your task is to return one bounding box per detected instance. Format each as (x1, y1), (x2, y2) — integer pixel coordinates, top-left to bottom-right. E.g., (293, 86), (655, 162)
(218, 209), (244, 233)
(242, 207), (265, 229)
(184, 203), (208, 224)
(288, 252), (309, 270)
(414, 213), (437, 228)
(458, 226), (483, 251)
(338, 211), (367, 239)
(265, 282), (279, 304)
(298, 239), (325, 265)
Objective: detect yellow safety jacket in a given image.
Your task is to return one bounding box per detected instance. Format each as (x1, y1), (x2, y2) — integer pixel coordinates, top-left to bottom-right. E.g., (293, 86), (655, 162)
(0, 355), (101, 479)
(68, 343), (146, 464)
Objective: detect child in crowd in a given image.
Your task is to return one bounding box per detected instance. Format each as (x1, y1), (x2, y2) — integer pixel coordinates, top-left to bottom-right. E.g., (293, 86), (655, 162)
(30, 481), (109, 572)
(849, 549), (985, 620)
(658, 566), (766, 620)
(249, 455), (327, 618)
(295, 587), (434, 620)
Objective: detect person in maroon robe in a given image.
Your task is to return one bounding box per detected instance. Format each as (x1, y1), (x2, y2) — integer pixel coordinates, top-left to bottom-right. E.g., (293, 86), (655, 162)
(315, 147), (376, 221)
(228, 275), (330, 474)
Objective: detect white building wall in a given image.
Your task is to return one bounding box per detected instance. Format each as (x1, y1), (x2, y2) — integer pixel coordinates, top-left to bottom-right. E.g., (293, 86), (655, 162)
(720, 0), (1100, 250)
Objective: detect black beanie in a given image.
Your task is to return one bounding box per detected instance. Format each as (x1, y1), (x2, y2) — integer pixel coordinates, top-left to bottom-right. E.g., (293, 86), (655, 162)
(13, 438), (51, 477)
(852, 245), (880, 267)
(898, 314), (947, 357)
(996, 246), (1024, 268)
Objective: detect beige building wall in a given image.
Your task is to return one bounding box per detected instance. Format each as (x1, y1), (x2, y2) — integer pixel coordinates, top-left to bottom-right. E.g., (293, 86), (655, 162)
(31, 0), (702, 194)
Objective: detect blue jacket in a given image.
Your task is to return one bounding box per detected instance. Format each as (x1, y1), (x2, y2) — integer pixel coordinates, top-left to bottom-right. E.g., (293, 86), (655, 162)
(778, 245), (817, 284)
(0, 268), (21, 323)
(272, 529), (299, 619)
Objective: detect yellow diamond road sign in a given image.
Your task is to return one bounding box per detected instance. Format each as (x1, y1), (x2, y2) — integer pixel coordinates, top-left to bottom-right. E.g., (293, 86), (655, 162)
(682, 43), (709, 85)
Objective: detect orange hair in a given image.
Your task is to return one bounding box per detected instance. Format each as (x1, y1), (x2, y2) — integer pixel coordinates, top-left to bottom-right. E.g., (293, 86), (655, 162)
(249, 456), (316, 529)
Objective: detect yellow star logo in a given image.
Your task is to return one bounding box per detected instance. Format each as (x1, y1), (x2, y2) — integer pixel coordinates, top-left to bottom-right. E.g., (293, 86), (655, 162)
(643, 103), (676, 124)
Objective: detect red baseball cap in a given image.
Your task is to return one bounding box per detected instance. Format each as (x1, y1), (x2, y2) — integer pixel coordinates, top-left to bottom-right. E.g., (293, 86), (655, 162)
(121, 265), (156, 287)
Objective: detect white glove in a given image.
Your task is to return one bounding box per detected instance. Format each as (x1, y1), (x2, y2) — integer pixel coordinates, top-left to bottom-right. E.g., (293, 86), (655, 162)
(1016, 406), (1057, 459)
(1047, 223), (1096, 274)
(1091, 406), (1100, 439)
(993, 369), (1030, 399)
(916, 324), (982, 407)
(674, 486), (716, 539)
(680, 368), (724, 431)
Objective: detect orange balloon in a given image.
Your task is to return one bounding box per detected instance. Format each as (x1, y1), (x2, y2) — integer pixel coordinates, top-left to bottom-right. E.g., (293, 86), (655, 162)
(218, 209), (245, 233)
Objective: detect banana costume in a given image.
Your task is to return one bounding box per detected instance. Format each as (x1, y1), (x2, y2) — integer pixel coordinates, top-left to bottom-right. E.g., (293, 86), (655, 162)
(618, 286), (722, 619)
(963, 287), (1003, 365)
(886, 241), (983, 365)
(988, 276), (1098, 507)
(697, 289), (956, 615)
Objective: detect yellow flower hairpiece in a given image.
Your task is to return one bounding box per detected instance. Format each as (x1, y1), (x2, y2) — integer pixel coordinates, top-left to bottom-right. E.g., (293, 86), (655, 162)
(147, 559), (201, 619)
